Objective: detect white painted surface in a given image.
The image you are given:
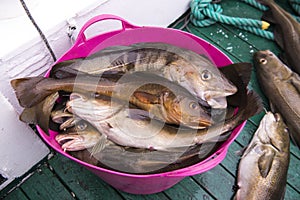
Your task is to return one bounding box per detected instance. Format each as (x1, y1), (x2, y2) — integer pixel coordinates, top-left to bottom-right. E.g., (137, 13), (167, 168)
(0, 92), (49, 190)
(0, 0), (189, 190)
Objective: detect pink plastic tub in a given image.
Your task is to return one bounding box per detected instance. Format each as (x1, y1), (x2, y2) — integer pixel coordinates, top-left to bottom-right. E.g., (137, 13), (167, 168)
(38, 14), (246, 194)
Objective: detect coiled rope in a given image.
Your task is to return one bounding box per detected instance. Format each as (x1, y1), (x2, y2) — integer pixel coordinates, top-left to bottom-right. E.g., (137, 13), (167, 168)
(189, 0), (300, 40)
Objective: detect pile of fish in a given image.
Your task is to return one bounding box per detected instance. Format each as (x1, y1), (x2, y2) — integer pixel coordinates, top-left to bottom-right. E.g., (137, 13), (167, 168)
(11, 42), (262, 174)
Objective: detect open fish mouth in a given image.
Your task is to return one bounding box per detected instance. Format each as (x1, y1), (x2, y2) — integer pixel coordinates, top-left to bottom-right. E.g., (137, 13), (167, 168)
(206, 97), (227, 109)
(55, 134), (87, 151)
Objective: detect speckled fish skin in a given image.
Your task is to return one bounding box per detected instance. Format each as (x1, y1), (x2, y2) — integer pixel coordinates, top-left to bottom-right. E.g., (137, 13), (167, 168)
(234, 112), (290, 200)
(67, 91), (262, 151)
(50, 42), (237, 109)
(258, 0), (300, 75)
(254, 50), (300, 148)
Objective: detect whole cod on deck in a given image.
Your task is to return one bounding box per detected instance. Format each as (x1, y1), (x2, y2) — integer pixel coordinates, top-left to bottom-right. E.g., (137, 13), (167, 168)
(50, 42), (237, 109)
(254, 50), (300, 149)
(234, 112), (290, 200)
(258, 0), (300, 75)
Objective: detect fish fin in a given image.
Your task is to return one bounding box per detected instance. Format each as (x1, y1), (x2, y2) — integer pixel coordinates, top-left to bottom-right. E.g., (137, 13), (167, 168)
(19, 92), (59, 135)
(220, 63), (252, 107)
(220, 62), (252, 87)
(20, 107), (37, 124)
(90, 135), (108, 156)
(258, 147), (276, 178)
(133, 91), (160, 104)
(10, 77), (52, 108)
(238, 90), (264, 122)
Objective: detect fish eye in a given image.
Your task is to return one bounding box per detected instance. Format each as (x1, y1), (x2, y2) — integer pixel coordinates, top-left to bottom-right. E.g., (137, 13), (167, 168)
(189, 102), (199, 110)
(259, 58), (268, 65)
(77, 121), (87, 131)
(201, 70), (212, 81)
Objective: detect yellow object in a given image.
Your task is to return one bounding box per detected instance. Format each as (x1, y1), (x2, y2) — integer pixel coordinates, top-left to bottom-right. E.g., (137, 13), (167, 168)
(261, 21), (270, 30)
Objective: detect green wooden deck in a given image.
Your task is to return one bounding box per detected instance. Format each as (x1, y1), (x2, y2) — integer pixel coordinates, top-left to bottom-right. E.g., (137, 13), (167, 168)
(1, 0), (300, 199)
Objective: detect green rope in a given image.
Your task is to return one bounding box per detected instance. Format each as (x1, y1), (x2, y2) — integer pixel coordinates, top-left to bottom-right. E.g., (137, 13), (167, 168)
(289, 0), (300, 15)
(243, 0), (300, 23)
(190, 0), (274, 40)
(241, 0), (268, 11)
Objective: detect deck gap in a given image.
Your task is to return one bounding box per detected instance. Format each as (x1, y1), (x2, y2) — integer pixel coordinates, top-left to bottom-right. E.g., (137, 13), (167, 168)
(286, 182), (300, 194)
(112, 189), (130, 200)
(162, 191), (176, 200)
(190, 176), (218, 200)
(20, 187), (31, 200)
(45, 161), (78, 200)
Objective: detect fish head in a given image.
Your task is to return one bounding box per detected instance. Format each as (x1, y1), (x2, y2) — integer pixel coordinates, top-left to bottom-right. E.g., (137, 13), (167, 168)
(51, 108), (73, 124)
(257, 112), (290, 152)
(180, 67), (237, 109)
(162, 91), (212, 128)
(55, 121), (101, 151)
(66, 93), (122, 122)
(253, 50), (291, 79)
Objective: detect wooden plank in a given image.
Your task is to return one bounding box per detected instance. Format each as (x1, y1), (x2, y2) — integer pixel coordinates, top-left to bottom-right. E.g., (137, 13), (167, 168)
(119, 191), (170, 200)
(163, 177), (216, 200)
(20, 165), (74, 200)
(48, 154), (124, 200)
(192, 165), (235, 200)
(2, 188), (28, 200)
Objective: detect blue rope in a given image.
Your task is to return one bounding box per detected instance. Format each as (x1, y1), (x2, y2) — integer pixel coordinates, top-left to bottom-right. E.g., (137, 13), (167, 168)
(190, 0), (274, 40)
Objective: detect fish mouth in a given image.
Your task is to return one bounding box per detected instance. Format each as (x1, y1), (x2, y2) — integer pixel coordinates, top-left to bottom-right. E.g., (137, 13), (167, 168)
(55, 134), (87, 151)
(205, 96), (228, 109)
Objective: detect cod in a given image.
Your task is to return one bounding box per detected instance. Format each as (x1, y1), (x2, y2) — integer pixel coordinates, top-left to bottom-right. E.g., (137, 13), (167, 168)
(234, 112), (290, 200)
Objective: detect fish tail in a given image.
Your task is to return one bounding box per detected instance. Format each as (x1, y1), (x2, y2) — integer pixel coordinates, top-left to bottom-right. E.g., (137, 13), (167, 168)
(19, 92), (59, 135)
(240, 90), (264, 121)
(10, 77), (53, 108)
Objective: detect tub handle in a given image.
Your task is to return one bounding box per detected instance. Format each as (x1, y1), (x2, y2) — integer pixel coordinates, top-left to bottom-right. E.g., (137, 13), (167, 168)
(73, 14), (140, 47)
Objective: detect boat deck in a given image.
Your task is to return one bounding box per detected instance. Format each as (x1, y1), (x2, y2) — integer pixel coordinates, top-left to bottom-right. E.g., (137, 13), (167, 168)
(1, 0), (300, 199)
